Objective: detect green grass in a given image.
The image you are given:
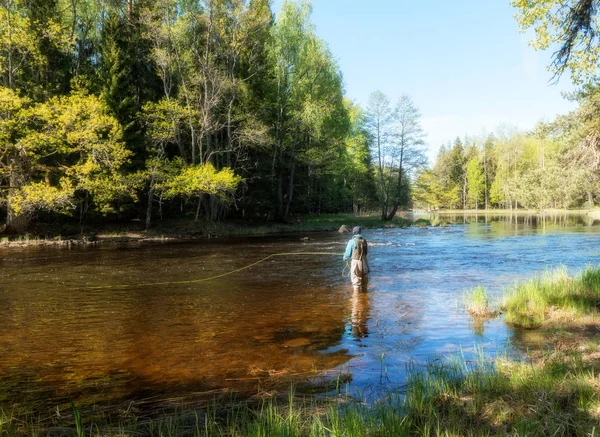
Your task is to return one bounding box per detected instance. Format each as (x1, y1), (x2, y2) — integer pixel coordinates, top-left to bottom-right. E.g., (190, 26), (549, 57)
(404, 350), (599, 436)
(1, 213), (423, 245)
(199, 213), (415, 238)
(462, 286), (497, 318)
(502, 266), (600, 328)
(296, 213), (414, 231)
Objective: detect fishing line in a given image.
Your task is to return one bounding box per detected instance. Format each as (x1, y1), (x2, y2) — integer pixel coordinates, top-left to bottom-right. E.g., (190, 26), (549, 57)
(342, 259), (351, 278)
(83, 251), (344, 290)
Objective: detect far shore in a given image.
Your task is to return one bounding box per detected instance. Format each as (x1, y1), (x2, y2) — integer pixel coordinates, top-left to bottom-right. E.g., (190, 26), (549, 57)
(428, 208), (595, 214)
(0, 213), (424, 249)
(1, 208), (597, 249)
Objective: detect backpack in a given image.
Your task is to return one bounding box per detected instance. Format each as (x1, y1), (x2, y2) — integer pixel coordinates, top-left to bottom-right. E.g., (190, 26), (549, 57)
(352, 236), (368, 260)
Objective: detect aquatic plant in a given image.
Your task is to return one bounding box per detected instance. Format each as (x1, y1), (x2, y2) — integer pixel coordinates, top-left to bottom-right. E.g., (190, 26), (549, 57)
(502, 266), (600, 328)
(462, 286), (497, 318)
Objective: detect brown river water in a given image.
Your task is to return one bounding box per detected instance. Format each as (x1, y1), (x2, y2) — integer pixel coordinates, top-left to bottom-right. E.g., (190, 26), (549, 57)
(1, 212), (600, 412)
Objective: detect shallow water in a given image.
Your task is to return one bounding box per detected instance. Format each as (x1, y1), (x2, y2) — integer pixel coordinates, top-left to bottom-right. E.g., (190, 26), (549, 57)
(1, 213), (600, 410)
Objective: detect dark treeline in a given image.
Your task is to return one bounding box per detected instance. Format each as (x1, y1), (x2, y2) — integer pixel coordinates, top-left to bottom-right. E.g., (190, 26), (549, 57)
(1, 0), (415, 233)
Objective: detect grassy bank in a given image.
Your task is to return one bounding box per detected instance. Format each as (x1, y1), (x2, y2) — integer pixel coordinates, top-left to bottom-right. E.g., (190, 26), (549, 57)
(2, 350), (599, 436)
(501, 266), (600, 329)
(0, 214), (422, 248)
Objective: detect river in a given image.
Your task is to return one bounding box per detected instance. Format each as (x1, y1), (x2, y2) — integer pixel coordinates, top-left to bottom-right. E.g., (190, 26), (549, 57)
(1, 212), (599, 412)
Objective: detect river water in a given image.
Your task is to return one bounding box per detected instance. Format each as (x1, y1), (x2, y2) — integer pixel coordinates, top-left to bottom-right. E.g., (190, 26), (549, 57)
(1, 213), (600, 411)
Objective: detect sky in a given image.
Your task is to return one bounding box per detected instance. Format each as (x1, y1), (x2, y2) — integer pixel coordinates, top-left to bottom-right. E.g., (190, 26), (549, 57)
(270, 0), (577, 164)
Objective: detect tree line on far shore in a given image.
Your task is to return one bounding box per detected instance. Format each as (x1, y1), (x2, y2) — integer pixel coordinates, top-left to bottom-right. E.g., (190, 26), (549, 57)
(413, 102), (600, 212)
(3, 0), (600, 234)
(0, 0), (432, 233)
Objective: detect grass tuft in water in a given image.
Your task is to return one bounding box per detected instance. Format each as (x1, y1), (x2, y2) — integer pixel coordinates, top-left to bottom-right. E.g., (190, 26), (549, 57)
(462, 286), (497, 318)
(502, 266), (600, 328)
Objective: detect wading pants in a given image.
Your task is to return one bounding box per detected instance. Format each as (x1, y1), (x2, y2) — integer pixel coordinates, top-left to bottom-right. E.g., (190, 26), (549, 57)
(351, 258), (369, 290)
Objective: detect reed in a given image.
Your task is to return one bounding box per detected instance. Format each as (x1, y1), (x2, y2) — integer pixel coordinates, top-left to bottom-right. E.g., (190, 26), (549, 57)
(462, 286), (497, 318)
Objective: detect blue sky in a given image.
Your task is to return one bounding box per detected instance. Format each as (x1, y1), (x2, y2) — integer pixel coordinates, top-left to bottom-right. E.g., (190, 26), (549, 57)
(271, 0), (577, 163)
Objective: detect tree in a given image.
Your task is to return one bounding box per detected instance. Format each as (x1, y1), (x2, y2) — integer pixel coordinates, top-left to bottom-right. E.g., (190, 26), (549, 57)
(466, 156), (485, 209)
(385, 95), (426, 219)
(365, 90), (393, 220)
(513, 0), (600, 83)
(159, 163), (242, 222)
(267, 0), (347, 220)
(0, 88), (133, 231)
(343, 100), (377, 213)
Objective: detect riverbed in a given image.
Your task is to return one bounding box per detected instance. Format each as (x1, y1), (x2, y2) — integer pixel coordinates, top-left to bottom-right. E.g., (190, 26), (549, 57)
(1, 212), (599, 411)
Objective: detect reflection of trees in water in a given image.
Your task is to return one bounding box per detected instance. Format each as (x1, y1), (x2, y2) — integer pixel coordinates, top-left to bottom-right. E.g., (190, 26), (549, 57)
(437, 212), (597, 229)
(350, 289), (370, 339)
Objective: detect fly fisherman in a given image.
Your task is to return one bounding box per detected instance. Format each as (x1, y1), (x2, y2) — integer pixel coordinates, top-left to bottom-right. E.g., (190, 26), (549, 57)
(343, 226), (370, 291)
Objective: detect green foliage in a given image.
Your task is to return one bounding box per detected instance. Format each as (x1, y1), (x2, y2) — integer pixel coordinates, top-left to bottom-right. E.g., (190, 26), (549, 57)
(512, 0), (600, 84)
(0, 87), (132, 222)
(466, 156), (485, 209)
(160, 163), (242, 200)
(0, 0), (376, 231)
(462, 286), (496, 317)
(419, 106), (600, 211)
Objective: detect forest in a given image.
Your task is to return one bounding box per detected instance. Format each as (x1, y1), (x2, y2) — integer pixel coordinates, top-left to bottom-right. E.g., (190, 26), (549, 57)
(0, 0), (392, 233)
(412, 94), (600, 211)
(2, 0), (600, 235)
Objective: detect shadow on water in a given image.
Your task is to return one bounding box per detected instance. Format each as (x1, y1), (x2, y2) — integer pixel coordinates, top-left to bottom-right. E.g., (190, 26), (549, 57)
(2, 213), (600, 413)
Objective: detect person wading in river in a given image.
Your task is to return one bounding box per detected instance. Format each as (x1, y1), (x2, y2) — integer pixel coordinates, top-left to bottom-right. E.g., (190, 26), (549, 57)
(343, 226), (370, 291)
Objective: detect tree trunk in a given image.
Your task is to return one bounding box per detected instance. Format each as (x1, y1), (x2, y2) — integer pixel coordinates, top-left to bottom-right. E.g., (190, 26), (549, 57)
(386, 167), (403, 220)
(462, 176), (467, 210)
(195, 194), (203, 222)
(284, 126), (300, 219)
(6, 207), (27, 233)
(276, 167), (284, 221)
(483, 148), (488, 210)
(146, 186), (154, 230)
(5, 171), (27, 233)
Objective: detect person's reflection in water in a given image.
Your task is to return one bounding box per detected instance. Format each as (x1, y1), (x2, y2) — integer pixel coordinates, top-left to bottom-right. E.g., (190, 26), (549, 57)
(350, 288), (370, 340)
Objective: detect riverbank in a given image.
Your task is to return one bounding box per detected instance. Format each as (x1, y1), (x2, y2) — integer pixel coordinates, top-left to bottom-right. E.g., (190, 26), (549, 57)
(3, 267), (600, 436)
(0, 214), (421, 248)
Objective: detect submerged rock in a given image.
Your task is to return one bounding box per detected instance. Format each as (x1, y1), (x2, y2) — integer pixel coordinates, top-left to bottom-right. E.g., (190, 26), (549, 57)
(282, 338), (312, 348)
